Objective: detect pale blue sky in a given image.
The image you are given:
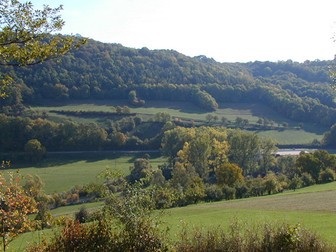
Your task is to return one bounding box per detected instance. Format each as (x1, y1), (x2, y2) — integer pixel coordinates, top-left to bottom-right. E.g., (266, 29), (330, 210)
(31, 0), (336, 63)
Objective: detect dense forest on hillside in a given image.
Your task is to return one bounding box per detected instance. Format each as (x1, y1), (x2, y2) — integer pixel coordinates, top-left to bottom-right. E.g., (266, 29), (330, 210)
(1, 39), (335, 126)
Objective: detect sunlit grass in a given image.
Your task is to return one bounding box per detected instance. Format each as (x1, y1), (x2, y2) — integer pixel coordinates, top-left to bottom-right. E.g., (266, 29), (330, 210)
(163, 183), (336, 245)
(8, 153), (165, 194)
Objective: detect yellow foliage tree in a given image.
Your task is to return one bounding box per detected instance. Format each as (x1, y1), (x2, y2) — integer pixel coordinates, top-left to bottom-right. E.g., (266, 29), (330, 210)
(215, 163), (244, 187)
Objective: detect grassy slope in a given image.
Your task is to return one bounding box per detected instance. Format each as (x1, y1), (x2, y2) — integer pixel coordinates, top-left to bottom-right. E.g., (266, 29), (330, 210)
(163, 182), (336, 245)
(32, 100), (327, 145)
(10, 182), (336, 251)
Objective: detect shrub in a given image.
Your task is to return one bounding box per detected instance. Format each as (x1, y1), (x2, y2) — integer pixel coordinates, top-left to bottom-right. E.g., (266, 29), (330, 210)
(29, 209), (169, 251)
(175, 221), (334, 252)
(75, 206), (90, 224)
(24, 139), (46, 163)
(301, 172), (316, 186)
(28, 220), (120, 252)
(318, 168), (336, 184)
(222, 185), (236, 200)
(205, 184), (224, 201)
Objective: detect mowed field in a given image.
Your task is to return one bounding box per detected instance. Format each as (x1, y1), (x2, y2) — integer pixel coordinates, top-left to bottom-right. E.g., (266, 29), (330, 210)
(32, 100), (327, 145)
(10, 182), (336, 251)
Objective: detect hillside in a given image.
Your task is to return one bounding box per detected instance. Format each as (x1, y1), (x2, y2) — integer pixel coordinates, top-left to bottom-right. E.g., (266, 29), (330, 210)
(1, 39), (336, 126)
(165, 182), (336, 245)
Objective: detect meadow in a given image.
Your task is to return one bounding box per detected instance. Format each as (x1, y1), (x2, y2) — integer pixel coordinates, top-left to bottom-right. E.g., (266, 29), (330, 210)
(11, 152), (165, 194)
(32, 99), (327, 145)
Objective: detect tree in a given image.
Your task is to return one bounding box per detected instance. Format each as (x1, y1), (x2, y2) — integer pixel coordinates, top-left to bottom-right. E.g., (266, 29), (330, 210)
(234, 117), (248, 128)
(206, 114), (214, 123)
(0, 170), (37, 251)
(128, 90), (137, 103)
(221, 116), (228, 126)
(295, 150), (336, 182)
(23, 174), (44, 199)
(192, 89), (218, 111)
(24, 139), (46, 163)
(295, 152), (322, 182)
(0, 0), (86, 96)
(289, 174), (303, 191)
(128, 158), (153, 184)
(34, 200), (52, 230)
(172, 127), (228, 180)
(184, 132), (212, 179)
(263, 172), (280, 195)
(259, 138), (277, 173)
(170, 161), (205, 205)
(318, 168), (336, 183)
(228, 130), (260, 175)
(153, 112), (171, 123)
(161, 126), (194, 164)
(128, 90), (145, 106)
(215, 163), (244, 187)
(276, 156), (298, 179)
(75, 206), (90, 224)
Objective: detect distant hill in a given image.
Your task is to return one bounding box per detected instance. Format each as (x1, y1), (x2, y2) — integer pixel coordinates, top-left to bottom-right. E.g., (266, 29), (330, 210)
(1, 39), (336, 126)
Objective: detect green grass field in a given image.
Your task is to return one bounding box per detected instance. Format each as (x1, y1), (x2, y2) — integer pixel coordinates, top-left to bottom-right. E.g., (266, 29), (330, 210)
(32, 100), (296, 123)
(163, 182), (336, 245)
(257, 129), (324, 145)
(32, 100), (327, 145)
(10, 153), (165, 194)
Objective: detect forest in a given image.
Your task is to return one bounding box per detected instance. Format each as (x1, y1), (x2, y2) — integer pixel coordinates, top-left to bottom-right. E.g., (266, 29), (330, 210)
(2, 38), (336, 151)
(1, 39), (335, 127)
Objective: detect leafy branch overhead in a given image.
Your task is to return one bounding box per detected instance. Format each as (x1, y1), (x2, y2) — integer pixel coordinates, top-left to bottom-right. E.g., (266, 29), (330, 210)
(0, 0), (86, 96)
(0, 0), (86, 66)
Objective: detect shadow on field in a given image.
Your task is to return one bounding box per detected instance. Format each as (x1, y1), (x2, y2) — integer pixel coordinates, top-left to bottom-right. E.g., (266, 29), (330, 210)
(10, 151), (161, 170)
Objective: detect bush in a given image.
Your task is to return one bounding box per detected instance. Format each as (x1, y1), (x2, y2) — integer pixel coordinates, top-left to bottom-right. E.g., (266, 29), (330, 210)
(234, 182), (249, 199)
(28, 220), (120, 252)
(205, 184), (224, 201)
(222, 185), (236, 200)
(175, 221), (334, 252)
(75, 206), (90, 223)
(29, 212), (169, 251)
(301, 172), (316, 186)
(318, 168), (336, 184)
(24, 139), (46, 163)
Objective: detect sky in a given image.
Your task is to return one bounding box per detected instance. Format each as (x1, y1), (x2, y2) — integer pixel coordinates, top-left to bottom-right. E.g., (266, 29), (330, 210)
(31, 0), (336, 63)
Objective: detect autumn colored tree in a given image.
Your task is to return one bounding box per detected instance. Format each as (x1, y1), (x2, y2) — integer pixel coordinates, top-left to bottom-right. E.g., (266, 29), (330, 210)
(0, 168), (37, 251)
(163, 126), (228, 180)
(215, 163), (244, 187)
